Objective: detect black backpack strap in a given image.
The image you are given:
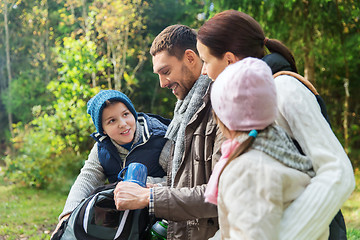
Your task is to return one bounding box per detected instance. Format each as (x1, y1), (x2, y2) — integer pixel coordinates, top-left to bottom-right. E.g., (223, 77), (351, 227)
(50, 219), (69, 240)
(329, 210), (347, 240)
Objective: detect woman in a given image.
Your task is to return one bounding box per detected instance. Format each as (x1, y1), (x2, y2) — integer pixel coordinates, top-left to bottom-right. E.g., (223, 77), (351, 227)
(197, 10), (354, 240)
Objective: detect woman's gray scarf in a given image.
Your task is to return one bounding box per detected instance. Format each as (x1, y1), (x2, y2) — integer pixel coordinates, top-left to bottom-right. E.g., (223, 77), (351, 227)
(165, 75), (212, 186)
(238, 124), (315, 177)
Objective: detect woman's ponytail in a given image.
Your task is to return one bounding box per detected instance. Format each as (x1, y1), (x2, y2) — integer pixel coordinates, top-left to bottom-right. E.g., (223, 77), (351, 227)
(264, 38), (298, 73)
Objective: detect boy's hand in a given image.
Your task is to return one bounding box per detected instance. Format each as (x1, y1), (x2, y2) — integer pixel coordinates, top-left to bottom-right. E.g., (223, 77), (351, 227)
(50, 213), (70, 239)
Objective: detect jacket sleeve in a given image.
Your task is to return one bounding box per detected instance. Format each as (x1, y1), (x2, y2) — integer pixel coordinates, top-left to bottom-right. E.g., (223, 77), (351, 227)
(274, 75), (355, 239)
(153, 184), (218, 221)
(153, 128), (223, 221)
(59, 143), (106, 220)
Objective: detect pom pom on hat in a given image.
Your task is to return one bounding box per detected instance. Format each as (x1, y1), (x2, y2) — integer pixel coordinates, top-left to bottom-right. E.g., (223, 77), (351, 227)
(211, 57), (277, 131)
(87, 90), (137, 135)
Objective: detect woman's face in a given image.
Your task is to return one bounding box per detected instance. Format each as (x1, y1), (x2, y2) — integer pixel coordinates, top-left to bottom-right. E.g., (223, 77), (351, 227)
(196, 41), (229, 80)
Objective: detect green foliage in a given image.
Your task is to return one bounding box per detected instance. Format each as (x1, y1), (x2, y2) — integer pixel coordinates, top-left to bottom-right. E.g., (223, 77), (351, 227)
(0, 182), (67, 239)
(1, 0), (360, 190)
(347, 228), (360, 240)
(1, 70), (50, 123)
(4, 36), (108, 188)
(203, 0), (360, 164)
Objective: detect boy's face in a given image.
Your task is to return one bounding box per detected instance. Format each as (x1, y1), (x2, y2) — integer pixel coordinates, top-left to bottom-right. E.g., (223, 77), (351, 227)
(102, 102), (136, 145)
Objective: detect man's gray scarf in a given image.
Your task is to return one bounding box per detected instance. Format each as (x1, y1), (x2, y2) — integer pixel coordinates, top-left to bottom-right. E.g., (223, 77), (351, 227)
(238, 124), (315, 177)
(165, 75), (212, 186)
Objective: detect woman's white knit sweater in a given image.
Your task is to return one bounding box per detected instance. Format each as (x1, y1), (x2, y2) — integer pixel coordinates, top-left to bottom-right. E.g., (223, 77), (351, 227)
(275, 75), (355, 240)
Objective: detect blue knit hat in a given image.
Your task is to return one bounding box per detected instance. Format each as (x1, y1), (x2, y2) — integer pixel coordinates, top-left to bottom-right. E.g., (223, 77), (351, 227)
(87, 90), (138, 135)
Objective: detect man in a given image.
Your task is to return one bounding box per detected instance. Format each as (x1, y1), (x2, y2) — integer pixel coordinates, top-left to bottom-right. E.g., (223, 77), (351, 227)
(113, 25), (223, 239)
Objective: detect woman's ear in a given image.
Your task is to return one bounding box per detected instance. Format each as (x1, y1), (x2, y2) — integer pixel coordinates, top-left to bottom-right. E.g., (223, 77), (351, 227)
(224, 52), (240, 65)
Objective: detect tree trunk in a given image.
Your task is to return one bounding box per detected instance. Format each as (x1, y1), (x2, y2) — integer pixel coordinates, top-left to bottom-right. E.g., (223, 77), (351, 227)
(107, 43), (112, 89)
(82, 0), (89, 35)
(112, 57), (121, 91)
(335, 0), (350, 153)
(4, 0), (14, 138)
(91, 72), (96, 87)
(109, 39), (121, 91)
(302, 0), (315, 83)
(304, 53), (315, 83)
(117, 25), (130, 91)
(45, 0), (50, 84)
(343, 77), (349, 152)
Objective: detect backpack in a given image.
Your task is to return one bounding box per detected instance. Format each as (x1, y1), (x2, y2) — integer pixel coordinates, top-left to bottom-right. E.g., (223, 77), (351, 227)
(273, 71), (330, 125)
(274, 70), (347, 240)
(51, 182), (153, 240)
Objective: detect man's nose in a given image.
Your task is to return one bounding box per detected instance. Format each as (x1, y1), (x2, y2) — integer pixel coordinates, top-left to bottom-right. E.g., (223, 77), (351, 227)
(159, 75), (170, 88)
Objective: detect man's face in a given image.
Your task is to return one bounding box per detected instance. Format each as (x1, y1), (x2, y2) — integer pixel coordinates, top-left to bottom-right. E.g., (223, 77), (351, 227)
(152, 51), (198, 100)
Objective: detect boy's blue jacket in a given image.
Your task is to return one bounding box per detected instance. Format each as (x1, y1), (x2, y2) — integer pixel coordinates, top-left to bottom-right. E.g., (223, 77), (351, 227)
(90, 112), (170, 183)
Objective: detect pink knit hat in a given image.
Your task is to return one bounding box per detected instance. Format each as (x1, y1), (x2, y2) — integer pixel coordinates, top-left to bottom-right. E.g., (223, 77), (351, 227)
(211, 57), (277, 131)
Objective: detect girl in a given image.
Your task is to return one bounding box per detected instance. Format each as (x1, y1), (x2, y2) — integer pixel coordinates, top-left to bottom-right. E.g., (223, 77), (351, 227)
(206, 57), (314, 239)
(197, 10), (354, 240)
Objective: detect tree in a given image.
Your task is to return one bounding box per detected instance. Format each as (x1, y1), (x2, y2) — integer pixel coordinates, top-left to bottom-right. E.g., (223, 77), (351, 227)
(92, 0), (148, 92)
(4, 36), (109, 188)
(0, 0), (21, 138)
(332, 0), (360, 153)
(203, 0), (360, 159)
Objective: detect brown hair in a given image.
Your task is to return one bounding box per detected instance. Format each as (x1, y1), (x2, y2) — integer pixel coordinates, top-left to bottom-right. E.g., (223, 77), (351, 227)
(213, 113), (256, 180)
(150, 24), (198, 60)
(104, 99), (119, 107)
(198, 10), (297, 73)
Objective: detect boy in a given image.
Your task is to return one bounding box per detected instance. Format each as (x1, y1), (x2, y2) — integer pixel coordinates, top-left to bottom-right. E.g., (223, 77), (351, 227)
(53, 90), (168, 235)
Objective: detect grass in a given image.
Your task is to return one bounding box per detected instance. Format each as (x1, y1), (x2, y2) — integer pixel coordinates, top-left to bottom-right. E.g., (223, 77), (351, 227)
(0, 183), (67, 240)
(341, 168), (360, 239)
(0, 170), (359, 239)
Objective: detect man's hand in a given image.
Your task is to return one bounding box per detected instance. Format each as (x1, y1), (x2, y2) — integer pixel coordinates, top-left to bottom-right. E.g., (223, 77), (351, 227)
(114, 182), (150, 210)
